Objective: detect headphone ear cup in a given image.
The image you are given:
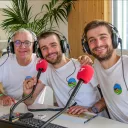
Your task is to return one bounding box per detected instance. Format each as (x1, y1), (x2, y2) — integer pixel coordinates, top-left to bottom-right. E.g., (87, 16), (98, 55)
(10, 42), (14, 53)
(60, 40), (67, 53)
(33, 41), (38, 53)
(112, 32), (119, 49)
(37, 48), (43, 58)
(82, 40), (91, 55)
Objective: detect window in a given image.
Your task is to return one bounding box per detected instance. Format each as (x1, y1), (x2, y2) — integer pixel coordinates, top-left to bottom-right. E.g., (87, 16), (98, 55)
(112, 0), (128, 49)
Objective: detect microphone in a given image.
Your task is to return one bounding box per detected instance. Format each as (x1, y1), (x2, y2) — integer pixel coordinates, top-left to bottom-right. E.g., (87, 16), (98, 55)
(9, 59), (48, 122)
(40, 65), (94, 128)
(32, 59), (48, 91)
(77, 64), (94, 83)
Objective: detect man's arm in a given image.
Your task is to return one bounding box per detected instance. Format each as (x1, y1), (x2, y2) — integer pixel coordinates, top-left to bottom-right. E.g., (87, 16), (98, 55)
(68, 85), (106, 115)
(0, 57), (15, 106)
(67, 97), (106, 115)
(23, 77), (45, 106)
(0, 94), (15, 106)
(88, 97), (106, 113)
(0, 83), (15, 106)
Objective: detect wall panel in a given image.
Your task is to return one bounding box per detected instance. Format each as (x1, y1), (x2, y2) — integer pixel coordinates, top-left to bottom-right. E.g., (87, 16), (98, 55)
(68, 0), (112, 58)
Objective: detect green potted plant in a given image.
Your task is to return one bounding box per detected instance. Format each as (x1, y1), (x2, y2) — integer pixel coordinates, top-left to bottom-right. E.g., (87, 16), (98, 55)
(0, 0), (74, 36)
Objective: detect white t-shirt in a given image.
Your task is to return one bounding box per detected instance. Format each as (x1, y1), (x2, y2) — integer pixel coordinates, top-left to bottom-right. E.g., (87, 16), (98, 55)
(93, 55), (128, 123)
(0, 53), (38, 100)
(40, 59), (100, 108)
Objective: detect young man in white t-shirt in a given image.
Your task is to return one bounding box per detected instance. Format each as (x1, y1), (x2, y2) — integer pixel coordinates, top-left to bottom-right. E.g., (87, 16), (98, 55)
(23, 32), (107, 116)
(80, 20), (128, 123)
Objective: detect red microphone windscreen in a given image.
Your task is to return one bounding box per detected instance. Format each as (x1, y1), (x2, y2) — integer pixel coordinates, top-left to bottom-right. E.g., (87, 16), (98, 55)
(77, 65), (94, 84)
(36, 59), (48, 72)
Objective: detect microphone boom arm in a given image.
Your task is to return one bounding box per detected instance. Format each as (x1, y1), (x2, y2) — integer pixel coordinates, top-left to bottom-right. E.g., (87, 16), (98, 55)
(9, 68), (43, 122)
(40, 79), (84, 128)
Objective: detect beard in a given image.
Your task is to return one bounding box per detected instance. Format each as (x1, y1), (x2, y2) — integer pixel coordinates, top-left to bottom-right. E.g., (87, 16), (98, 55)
(45, 52), (62, 65)
(91, 45), (114, 62)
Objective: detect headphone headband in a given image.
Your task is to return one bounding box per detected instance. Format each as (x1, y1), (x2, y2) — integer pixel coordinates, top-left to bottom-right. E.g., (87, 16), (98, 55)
(81, 22), (122, 54)
(37, 31), (70, 58)
(7, 28), (38, 54)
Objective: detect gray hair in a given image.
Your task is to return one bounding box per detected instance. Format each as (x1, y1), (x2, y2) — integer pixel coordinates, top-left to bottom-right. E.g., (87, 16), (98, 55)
(11, 28), (37, 42)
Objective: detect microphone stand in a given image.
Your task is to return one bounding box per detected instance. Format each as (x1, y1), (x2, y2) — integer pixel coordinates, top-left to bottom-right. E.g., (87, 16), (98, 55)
(40, 79), (84, 128)
(9, 68), (42, 122)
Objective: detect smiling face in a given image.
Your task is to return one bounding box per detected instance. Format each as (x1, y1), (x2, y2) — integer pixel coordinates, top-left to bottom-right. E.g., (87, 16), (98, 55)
(13, 31), (34, 64)
(39, 34), (63, 65)
(87, 26), (114, 62)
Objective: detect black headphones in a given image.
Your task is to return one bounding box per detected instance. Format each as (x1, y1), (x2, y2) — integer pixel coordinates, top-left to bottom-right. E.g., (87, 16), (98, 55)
(81, 23), (122, 55)
(37, 32), (70, 58)
(7, 29), (38, 54)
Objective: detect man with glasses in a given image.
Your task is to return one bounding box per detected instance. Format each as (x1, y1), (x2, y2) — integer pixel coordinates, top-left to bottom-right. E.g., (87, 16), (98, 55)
(0, 28), (39, 106)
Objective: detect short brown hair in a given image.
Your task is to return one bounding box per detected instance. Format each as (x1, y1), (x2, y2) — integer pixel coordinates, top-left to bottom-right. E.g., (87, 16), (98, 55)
(83, 20), (113, 40)
(37, 31), (61, 43)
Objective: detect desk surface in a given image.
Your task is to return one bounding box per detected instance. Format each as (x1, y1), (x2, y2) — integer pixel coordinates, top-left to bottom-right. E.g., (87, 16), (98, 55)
(0, 103), (127, 128)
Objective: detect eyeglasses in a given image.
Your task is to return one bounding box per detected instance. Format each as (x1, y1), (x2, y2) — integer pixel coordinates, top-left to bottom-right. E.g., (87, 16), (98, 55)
(14, 40), (32, 47)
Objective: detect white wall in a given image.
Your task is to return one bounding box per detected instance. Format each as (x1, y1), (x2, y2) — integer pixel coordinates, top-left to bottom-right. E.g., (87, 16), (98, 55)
(0, 0), (68, 50)
(0, 1), (11, 40)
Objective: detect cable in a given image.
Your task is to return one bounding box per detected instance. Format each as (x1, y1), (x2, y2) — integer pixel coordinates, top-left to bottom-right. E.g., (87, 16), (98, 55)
(97, 87), (111, 119)
(0, 54), (9, 67)
(95, 69), (111, 119)
(27, 102), (77, 112)
(0, 41), (11, 67)
(68, 86), (75, 96)
(66, 59), (76, 82)
(66, 59), (77, 105)
(120, 42), (128, 90)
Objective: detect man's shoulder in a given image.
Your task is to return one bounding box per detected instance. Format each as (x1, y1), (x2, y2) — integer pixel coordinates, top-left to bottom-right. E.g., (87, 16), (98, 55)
(122, 55), (128, 64)
(32, 53), (38, 59)
(70, 58), (80, 65)
(0, 53), (15, 64)
(122, 55), (128, 59)
(93, 59), (100, 65)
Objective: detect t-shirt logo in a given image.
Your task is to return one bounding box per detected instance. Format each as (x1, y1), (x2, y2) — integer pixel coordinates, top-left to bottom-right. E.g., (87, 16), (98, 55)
(113, 83), (122, 95)
(25, 76), (32, 80)
(68, 78), (77, 87)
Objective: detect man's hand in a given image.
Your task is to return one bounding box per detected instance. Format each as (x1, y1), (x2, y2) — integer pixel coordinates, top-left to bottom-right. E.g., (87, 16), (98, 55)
(78, 55), (93, 66)
(23, 77), (36, 95)
(23, 77), (42, 95)
(0, 95), (15, 106)
(23, 76), (45, 106)
(88, 98), (106, 114)
(67, 105), (88, 115)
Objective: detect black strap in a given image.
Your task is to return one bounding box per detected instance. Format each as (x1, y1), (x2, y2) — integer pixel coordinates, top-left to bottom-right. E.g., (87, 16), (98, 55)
(97, 87), (111, 119)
